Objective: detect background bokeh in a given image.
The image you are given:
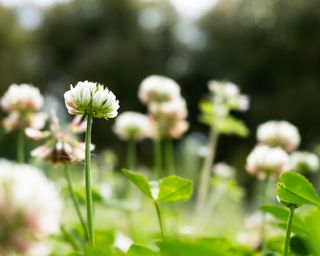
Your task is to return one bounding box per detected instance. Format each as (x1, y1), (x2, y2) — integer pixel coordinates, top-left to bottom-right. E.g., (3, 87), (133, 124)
(0, 0), (320, 186)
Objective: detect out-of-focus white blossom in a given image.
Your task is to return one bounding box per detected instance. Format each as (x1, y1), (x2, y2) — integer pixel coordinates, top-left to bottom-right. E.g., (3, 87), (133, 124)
(114, 232), (133, 253)
(1, 84), (43, 112)
(113, 111), (153, 141)
(64, 81), (119, 119)
(0, 159), (62, 255)
(246, 145), (289, 179)
(0, 84), (47, 132)
(212, 162), (235, 179)
(138, 75), (181, 104)
(257, 121), (301, 152)
(289, 151), (319, 173)
(27, 112), (92, 164)
(208, 80), (250, 112)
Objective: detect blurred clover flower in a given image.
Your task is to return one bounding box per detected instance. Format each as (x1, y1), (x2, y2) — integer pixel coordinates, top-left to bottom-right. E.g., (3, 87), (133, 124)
(138, 75), (181, 104)
(113, 111), (153, 141)
(246, 145), (289, 179)
(0, 84), (46, 132)
(212, 162), (236, 179)
(64, 81), (119, 119)
(149, 96), (189, 139)
(289, 151), (319, 173)
(26, 112), (91, 164)
(257, 121), (301, 152)
(0, 159), (62, 255)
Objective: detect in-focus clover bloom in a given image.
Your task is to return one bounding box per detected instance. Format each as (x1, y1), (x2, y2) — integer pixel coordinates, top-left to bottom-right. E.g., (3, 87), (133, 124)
(289, 151), (319, 173)
(138, 75), (181, 104)
(113, 111), (153, 141)
(257, 121), (301, 152)
(26, 112), (91, 163)
(0, 159), (62, 255)
(246, 145), (289, 179)
(0, 84), (46, 132)
(64, 81), (120, 119)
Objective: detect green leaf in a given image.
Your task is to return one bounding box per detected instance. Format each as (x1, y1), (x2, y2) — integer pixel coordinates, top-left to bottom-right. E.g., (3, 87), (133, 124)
(157, 176), (193, 203)
(127, 244), (158, 256)
(215, 116), (249, 137)
(277, 171), (320, 208)
(261, 205), (307, 235)
(290, 236), (309, 255)
(122, 169), (153, 199)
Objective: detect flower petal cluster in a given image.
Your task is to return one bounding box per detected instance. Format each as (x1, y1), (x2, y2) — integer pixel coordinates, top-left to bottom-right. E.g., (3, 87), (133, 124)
(257, 121), (301, 152)
(138, 75), (181, 104)
(64, 81), (120, 119)
(0, 159), (62, 255)
(113, 111), (153, 141)
(246, 145), (289, 179)
(0, 84), (46, 132)
(289, 151), (319, 173)
(26, 112), (91, 164)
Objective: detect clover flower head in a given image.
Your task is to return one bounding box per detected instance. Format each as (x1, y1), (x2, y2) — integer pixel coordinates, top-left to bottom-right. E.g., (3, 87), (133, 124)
(0, 159), (62, 255)
(208, 80), (250, 112)
(289, 151), (319, 173)
(212, 162), (235, 179)
(138, 75), (181, 104)
(246, 144), (289, 179)
(26, 112), (92, 164)
(1, 84), (43, 113)
(257, 121), (301, 152)
(64, 81), (120, 119)
(113, 111), (153, 141)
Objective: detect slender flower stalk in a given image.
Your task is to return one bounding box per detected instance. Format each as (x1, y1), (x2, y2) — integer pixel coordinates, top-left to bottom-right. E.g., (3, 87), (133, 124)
(194, 129), (219, 230)
(85, 115), (94, 244)
(164, 139), (175, 175)
(17, 127), (25, 163)
(127, 139), (136, 171)
(154, 138), (162, 179)
(260, 175), (270, 247)
(63, 165), (88, 240)
(154, 201), (165, 240)
(284, 207), (295, 256)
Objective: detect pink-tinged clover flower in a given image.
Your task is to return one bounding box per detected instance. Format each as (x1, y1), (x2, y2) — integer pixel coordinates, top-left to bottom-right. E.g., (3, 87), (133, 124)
(26, 112), (92, 164)
(64, 81), (119, 119)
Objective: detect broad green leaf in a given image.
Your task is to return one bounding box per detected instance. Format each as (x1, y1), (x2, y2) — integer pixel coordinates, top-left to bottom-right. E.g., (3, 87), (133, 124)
(303, 208), (320, 256)
(215, 116), (249, 137)
(127, 244), (158, 256)
(277, 172), (320, 207)
(157, 176), (193, 203)
(122, 169), (153, 199)
(261, 205), (307, 235)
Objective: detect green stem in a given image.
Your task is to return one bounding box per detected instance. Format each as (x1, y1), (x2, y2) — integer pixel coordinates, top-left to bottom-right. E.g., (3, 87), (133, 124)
(165, 139), (175, 175)
(284, 207), (295, 256)
(194, 128), (219, 231)
(154, 138), (162, 179)
(85, 115), (95, 245)
(63, 165), (88, 240)
(61, 225), (81, 251)
(154, 201), (165, 240)
(17, 127), (25, 163)
(260, 175), (270, 247)
(127, 139), (136, 170)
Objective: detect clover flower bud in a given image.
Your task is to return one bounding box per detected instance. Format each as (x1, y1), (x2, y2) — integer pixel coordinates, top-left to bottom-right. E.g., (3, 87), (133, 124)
(64, 81), (120, 119)
(246, 145), (289, 179)
(257, 121), (301, 152)
(113, 111), (153, 141)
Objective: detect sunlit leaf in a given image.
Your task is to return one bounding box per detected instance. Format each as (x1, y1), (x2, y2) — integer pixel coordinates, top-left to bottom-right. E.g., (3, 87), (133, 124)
(127, 244), (158, 256)
(122, 169), (153, 199)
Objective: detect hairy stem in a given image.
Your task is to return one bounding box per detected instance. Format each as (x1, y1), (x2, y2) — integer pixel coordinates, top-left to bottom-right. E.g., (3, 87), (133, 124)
(85, 115), (94, 245)
(284, 207), (295, 256)
(63, 165), (88, 240)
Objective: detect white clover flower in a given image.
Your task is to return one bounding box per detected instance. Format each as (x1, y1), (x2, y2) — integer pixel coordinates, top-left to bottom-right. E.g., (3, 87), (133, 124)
(1, 84), (44, 112)
(149, 96), (188, 120)
(289, 151), (319, 173)
(114, 232), (133, 253)
(113, 111), (153, 141)
(0, 159), (62, 255)
(246, 145), (289, 179)
(212, 162), (235, 179)
(257, 121), (301, 152)
(64, 81), (120, 119)
(138, 75), (181, 104)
